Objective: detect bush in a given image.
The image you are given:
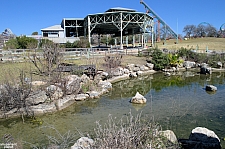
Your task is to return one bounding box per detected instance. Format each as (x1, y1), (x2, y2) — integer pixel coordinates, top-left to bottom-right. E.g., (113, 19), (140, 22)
(150, 47), (169, 70)
(92, 112), (180, 149)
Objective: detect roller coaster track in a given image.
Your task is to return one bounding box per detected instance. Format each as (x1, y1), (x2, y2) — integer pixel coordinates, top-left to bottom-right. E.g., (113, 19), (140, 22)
(140, 0), (178, 39)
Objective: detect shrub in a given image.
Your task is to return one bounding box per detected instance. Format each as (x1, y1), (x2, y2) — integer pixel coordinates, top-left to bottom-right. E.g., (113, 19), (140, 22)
(150, 47), (169, 70)
(92, 112), (180, 149)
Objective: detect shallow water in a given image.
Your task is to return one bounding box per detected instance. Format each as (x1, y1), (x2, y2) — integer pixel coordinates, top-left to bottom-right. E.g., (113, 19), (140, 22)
(0, 71), (225, 147)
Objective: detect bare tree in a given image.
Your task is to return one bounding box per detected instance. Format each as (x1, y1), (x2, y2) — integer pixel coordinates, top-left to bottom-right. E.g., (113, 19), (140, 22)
(183, 25), (196, 38)
(205, 25), (217, 37)
(29, 42), (63, 76)
(195, 24), (207, 37)
(0, 70), (33, 120)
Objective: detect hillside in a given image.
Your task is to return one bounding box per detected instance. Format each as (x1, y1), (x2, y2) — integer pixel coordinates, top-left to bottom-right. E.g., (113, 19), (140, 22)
(155, 37), (225, 52)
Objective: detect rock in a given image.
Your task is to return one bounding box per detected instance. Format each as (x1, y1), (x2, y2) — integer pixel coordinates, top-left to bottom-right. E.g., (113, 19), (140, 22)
(130, 92), (147, 104)
(26, 91), (48, 105)
(126, 64), (135, 71)
(179, 127), (221, 149)
(140, 65), (146, 71)
(200, 63), (211, 74)
(146, 63), (154, 70)
(46, 85), (63, 100)
(80, 74), (90, 84)
(190, 127), (220, 142)
(123, 68), (130, 74)
(159, 130), (177, 144)
(206, 85), (217, 92)
(87, 91), (100, 99)
(71, 137), (94, 149)
(129, 72), (137, 78)
(98, 80), (112, 90)
(165, 72), (171, 76)
(133, 66), (140, 72)
(101, 71), (109, 80)
(136, 71), (143, 76)
(217, 61), (223, 69)
(31, 81), (47, 86)
(183, 61), (196, 68)
(65, 75), (81, 95)
(75, 94), (89, 101)
(31, 102), (57, 114)
(113, 67), (124, 76)
(56, 95), (76, 110)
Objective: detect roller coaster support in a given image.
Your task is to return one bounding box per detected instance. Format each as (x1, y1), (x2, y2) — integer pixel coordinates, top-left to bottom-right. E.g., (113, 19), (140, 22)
(140, 0), (178, 39)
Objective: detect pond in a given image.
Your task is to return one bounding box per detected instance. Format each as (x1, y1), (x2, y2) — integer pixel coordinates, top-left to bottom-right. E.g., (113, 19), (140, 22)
(0, 71), (225, 148)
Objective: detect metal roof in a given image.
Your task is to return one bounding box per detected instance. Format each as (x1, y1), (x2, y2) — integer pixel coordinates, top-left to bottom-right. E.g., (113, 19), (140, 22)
(41, 25), (64, 31)
(106, 7), (136, 12)
(62, 18), (84, 20)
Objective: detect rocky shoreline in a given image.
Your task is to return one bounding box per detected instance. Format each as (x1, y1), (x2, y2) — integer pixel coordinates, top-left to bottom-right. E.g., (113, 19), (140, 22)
(1, 60), (225, 119)
(0, 63), (157, 119)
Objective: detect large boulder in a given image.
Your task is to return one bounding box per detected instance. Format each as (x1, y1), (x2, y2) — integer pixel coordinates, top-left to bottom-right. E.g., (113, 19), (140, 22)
(206, 85), (217, 92)
(65, 75), (81, 94)
(200, 63), (212, 74)
(179, 127), (221, 149)
(159, 130), (177, 144)
(56, 95), (76, 110)
(30, 102), (57, 114)
(130, 92), (147, 104)
(26, 91), (48, 105)
(71, 137), (94, 149)
(80, 74), (90, 84)
(46, 85), (63, 100)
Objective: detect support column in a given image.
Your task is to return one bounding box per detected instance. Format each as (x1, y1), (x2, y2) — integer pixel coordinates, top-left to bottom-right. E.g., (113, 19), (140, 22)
(98, 34), (100, 47)
(120, 12), (123, 49)
(115, 38), (117, 48)
(132, 29), (135, 47)
(126, 36), (128, 47)
(87, 16), (92, 47)
(64, 19), (66, 37)
(151, 21), (154, 47)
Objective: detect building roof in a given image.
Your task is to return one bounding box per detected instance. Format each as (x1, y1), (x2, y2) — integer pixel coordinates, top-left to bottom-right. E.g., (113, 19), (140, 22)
(41, 25), (64, 31)
(105, 7), (136, 12)
(63, 18), (84, 20)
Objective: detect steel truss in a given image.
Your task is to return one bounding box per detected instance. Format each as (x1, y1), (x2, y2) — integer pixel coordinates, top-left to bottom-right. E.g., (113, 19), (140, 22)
(62, 19), (84, 37)
(84, 12), (153, 48)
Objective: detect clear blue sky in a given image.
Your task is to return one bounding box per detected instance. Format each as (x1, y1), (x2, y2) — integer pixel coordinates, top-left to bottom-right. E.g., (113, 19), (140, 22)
(1, 0), (224, 36)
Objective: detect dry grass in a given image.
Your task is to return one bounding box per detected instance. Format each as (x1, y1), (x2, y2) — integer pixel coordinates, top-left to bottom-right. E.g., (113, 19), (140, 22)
(65, 54), (147, 70)
(155, 37), (225, 52)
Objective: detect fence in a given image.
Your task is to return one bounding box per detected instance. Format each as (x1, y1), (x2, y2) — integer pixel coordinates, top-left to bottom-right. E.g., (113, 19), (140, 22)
(0, 47), (142, 62)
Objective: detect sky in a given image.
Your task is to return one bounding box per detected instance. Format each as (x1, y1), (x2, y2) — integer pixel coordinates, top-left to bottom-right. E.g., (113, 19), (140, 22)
(1, 0), (225, 36)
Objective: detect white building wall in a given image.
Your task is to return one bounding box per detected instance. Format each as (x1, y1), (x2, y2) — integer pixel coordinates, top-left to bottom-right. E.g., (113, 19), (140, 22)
(59, 31), (64, 38)
(48, 34), (58, 38)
